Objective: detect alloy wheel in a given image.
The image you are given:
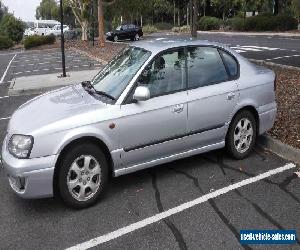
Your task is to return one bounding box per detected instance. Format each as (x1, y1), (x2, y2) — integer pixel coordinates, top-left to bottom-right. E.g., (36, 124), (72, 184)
(233, 118), (253, 154)
(67, 155), (101, 202)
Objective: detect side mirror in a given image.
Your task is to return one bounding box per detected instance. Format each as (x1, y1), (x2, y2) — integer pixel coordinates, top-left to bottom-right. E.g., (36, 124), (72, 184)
(133, 86), (150, 102)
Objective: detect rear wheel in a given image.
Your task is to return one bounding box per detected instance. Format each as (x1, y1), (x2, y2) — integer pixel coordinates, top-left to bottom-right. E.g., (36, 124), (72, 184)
(134, 33), (140, 41)
(226, 110), (257, 159)
(58, 143), (108, 209)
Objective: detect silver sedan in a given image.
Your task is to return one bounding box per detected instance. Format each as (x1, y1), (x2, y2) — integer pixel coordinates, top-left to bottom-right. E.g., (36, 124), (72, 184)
(1, 39), (277, 208)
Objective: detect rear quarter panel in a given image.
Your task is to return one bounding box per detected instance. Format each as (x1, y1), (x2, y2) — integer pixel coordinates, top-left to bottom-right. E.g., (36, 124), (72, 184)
(229, 52), (276, 115)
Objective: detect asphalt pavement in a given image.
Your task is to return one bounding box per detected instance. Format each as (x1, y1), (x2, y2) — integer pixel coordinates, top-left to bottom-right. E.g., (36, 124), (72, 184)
(0, 37), (299, 250)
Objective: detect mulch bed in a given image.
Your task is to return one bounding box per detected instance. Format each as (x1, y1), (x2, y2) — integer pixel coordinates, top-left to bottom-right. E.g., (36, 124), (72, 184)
(65, 40), (127, 62)
(267, 66), (300, 149)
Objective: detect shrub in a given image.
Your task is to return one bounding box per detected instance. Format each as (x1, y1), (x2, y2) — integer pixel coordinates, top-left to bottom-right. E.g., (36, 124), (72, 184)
(142, 25), (158, 34)
(0, 14), (25, 43)
(275, 16), (298, 31)
(171, 26), (180, 32)
(198, 16), (221, 31)
(245, 15), (276, 31)
(154, 22), (173, 30)
(0, 35), (13, 49)
(227, 17), (245, 31)
(24, 35), (56, 49)
(228, 15), (298, 31)
(172, 25), (191, 33)
(180, 25), (191, 32)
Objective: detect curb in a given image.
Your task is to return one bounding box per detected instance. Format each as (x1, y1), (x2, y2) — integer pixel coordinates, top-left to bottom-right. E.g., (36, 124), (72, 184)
(249, 59), (300, 71)
(258, 134), (300, 165)
(197, 31), (300, 38)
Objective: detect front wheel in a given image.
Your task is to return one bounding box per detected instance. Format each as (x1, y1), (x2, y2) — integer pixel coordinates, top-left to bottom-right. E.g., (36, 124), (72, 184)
(113, 35), (118, 42)
(58, 143), (108, 209)
(226, 110), (257, 159)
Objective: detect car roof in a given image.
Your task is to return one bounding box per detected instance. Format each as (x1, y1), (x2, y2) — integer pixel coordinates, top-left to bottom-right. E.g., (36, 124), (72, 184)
(131, 38), (232, 55)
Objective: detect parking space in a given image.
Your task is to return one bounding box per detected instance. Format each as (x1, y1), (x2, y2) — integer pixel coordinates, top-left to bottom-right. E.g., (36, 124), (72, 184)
(3, 48), (102, 83)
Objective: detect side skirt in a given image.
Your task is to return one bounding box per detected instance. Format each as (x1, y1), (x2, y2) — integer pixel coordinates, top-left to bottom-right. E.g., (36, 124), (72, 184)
(114, 141), (225, 177)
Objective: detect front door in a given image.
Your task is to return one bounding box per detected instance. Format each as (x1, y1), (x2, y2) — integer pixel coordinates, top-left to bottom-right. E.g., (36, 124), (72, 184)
(118, 48), (188, 169)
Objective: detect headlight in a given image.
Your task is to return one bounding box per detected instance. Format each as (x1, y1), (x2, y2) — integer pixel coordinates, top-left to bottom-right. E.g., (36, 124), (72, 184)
(8, 135), (34, 159)
(106, 32), (111, 36)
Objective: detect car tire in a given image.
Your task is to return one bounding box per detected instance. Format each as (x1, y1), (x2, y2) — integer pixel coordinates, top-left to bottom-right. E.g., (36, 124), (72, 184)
(226, 110), (257, 159)
(113, 35), (118, 42)
(134, 34), (140, 41)
(58, 143), (109, 209)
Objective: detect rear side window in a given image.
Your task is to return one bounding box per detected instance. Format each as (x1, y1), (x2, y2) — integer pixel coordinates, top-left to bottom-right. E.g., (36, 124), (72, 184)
(220, 50), (238, 78)
(187, 47), (228, 89)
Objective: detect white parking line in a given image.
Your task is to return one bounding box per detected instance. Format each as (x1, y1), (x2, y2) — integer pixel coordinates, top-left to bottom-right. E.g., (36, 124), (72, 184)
(0, 116), (11, 121)
(0, 54), (17, 84)
(0, 95), (9, 99)
(233, 49), (246, 53)
(241, 46), (281, 51)
(266, 55), (300, 61)
(231, 47), (262, 52)
(66, 163), (296, 250)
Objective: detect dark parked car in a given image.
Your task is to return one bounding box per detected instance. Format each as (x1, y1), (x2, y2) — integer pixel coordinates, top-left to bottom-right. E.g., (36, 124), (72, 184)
(106, 24), (143, 42)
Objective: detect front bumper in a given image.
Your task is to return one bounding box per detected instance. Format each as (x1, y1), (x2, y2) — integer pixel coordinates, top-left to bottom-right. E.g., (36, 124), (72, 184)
(1, 138), (57, 199)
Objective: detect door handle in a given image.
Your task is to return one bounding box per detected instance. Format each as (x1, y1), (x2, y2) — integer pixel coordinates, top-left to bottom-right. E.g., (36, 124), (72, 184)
(227, 92), (235, 100)
(173, 104), (184, 113)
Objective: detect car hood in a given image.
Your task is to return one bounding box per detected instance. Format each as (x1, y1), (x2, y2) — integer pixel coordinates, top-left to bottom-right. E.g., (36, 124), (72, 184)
(8, 84), (109, 135)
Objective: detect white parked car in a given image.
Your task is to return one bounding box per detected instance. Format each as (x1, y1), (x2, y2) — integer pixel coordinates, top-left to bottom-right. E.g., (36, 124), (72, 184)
(33, 20), (60, 36)
(46, 25), (70, 36)
(24, 28), (35, 37)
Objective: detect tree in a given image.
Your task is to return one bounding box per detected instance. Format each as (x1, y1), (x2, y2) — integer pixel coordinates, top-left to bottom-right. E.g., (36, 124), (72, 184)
(0, 1), (8, 21)
(36, 0), (59, 20)
(67, 0), (91, 41)
(190, 0), (199, 37)
(98, 0), (116, 47)
(274, 0), (279, 15)
(292, 0), (300, 22)
(0, 14), (25, 43)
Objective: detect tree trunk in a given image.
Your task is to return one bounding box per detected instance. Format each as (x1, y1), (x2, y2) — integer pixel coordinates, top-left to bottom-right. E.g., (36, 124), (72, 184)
(187, 6), (189, 25)
(203, 0), (206, 16)
(274, 0), (279, 15)
(173, 0), (176, 26)
(178, 9), (180, 26)
(191, 0), (198, 37)
(98, 0), (105, 47)
(82, 20), (88, 41)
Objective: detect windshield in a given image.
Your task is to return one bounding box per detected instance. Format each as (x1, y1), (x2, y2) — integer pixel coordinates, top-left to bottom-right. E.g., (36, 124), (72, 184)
(91, 47), (151, 100)
(116, 26), (122, 31)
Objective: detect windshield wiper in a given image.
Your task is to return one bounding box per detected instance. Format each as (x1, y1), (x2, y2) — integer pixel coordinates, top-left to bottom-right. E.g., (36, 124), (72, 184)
(81, 81), (116, 101)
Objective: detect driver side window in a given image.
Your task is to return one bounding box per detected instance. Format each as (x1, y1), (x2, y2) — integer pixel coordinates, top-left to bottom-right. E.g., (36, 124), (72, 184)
(137, 48), (186, 98)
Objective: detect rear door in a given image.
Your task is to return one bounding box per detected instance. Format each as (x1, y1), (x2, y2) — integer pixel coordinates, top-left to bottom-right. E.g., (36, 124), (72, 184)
(186, 46), (239, 148)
